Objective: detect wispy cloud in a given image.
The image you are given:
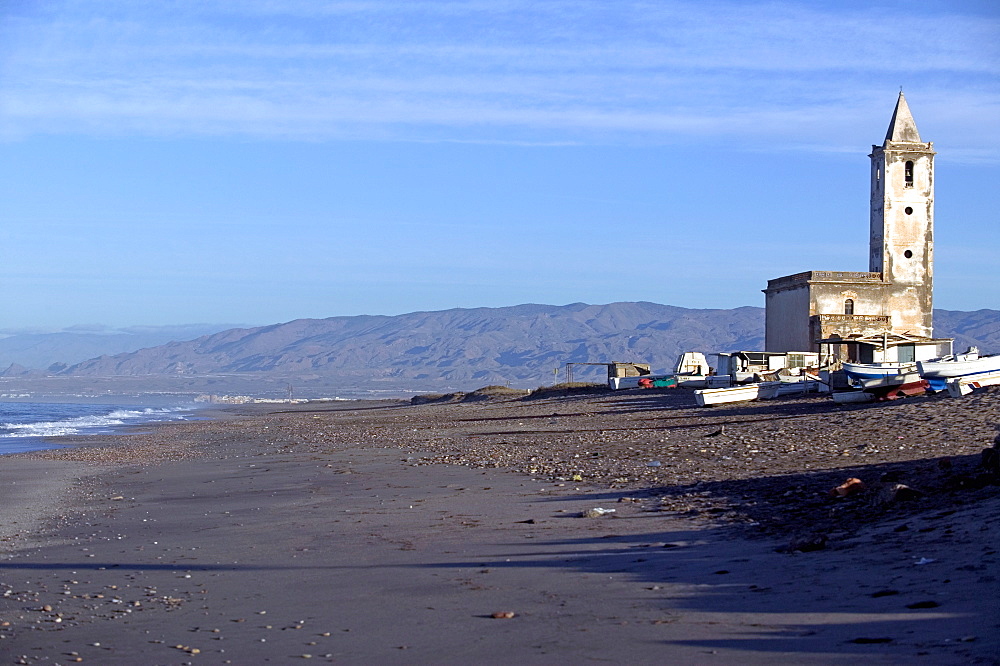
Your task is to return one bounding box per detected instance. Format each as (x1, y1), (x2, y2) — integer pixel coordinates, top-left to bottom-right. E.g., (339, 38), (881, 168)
(1, 0), (997, 156)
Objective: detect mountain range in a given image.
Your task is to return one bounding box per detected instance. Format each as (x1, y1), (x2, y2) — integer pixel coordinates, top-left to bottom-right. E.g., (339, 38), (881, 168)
(3, 303), (998, 395)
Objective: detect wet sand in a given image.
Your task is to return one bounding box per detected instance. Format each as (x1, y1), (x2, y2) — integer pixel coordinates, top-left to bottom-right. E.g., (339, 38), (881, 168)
(1, 387), (998, 664)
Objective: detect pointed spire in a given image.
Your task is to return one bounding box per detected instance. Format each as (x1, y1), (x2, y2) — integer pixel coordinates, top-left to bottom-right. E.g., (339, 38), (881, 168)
(884, 91), (922, 143)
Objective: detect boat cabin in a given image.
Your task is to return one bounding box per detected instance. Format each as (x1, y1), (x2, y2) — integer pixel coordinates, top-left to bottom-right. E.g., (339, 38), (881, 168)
(673, 352), (710, 375)
(714, 350), (820, 384)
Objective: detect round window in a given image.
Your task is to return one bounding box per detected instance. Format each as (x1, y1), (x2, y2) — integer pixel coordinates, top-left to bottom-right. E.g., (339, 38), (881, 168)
(904, 207), (913, 215)
(904, 250), (913, 258)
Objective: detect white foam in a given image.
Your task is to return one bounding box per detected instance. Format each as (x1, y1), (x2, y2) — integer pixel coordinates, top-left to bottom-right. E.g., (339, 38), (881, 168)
(1, 406), (190, 439)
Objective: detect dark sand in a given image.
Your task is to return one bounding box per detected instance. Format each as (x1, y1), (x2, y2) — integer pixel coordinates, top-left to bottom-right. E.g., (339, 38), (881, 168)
(1, 387), (998, 664)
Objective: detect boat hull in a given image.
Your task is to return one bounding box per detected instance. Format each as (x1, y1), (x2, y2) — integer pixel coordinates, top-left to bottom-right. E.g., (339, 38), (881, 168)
(946, 370), (1000, 397)
(858, 371), (922, 390)
(694, 382), (780, 407)
(674, 375), (709, 389)
(610, 375), (682, 390)
(917, 355), (1000, 379)
(918, 354), (1000, 391)
(843, 362), (917, 385)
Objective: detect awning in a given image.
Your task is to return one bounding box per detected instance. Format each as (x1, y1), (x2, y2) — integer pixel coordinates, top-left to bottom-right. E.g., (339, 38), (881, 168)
(815, 331), (952, 350)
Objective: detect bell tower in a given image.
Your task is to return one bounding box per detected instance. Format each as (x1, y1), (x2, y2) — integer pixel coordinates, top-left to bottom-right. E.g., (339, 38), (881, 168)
(869, 91), (935, 338)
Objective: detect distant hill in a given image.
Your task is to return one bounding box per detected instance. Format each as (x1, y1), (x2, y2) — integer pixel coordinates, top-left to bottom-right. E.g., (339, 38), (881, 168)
(6, 304), (997, 394)
(45, 303), (766, 390)
(932, 309), (1000, 354)
(0, 324), (248, 371)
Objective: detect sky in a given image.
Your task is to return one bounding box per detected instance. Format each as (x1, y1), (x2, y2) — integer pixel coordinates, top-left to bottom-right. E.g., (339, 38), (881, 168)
(1, 0), (998, 331)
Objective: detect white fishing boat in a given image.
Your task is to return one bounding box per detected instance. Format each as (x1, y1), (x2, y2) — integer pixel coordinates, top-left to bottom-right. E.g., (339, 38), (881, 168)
(917, 347), (1000, 390)
(771, 371), (828, 395)
(842, 361), (918, 386)
(945, 369), (1000, 398)
(694, 382), (781, 407)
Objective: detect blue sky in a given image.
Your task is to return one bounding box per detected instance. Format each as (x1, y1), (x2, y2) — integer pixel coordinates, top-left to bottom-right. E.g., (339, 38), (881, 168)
(1, 0), (997, 330)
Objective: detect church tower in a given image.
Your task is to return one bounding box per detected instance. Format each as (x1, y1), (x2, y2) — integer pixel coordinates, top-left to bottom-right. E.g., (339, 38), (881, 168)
(764, 92), (950, 361)
(869, 91), (935, 338)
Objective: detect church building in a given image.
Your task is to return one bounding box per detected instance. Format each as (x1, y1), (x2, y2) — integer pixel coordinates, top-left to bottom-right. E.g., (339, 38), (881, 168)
(763, 92), (952, 364)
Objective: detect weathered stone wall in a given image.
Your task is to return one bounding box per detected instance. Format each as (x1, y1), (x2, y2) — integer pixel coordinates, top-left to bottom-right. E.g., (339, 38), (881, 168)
(870, 139), (935, 337)
(764, 281), (811, 351)
(765, 275), (891, 352)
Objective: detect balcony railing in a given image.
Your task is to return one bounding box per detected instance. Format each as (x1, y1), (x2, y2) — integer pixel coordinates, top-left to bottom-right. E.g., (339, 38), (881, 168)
(810, 271), (883, 282)
(817, 314), (891, 323)
(766, 271), (884, 291)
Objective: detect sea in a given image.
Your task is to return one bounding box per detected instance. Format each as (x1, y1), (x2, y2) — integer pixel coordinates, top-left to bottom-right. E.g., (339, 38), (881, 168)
(0, 401), (199, 455)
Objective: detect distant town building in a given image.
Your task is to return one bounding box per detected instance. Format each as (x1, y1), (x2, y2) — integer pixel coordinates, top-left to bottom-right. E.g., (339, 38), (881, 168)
(763, 92), (952, 363)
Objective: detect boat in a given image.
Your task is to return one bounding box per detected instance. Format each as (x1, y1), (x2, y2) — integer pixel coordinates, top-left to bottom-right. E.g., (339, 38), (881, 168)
(611, 374), (678, 390)
(945, 370), (1000, 398)
(694, 382), (781, 407)
(637, 376), (679, 389)
(772, 371), (828, 396)
(831, 373), (928, 403)
(842, 361), (918, 386)
(917, 347), (1000, 391)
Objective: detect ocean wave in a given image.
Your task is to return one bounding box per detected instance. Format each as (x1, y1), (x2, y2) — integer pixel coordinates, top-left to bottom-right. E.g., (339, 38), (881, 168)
(0, 406), (191, 439)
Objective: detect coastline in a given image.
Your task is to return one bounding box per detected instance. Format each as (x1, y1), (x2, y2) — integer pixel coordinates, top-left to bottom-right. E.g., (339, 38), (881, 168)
(1, 389), (997, 664)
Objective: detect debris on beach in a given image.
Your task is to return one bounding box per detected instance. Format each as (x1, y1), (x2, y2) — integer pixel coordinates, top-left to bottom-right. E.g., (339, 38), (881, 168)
(490, 611), (516, 619)
(829, 478), (865, 497)
(581, 507), (616, 518)
(876, 483), (924, 504)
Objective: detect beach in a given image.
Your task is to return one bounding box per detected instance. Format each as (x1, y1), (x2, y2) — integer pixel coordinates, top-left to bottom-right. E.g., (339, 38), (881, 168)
(1, 387), (998, 664)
